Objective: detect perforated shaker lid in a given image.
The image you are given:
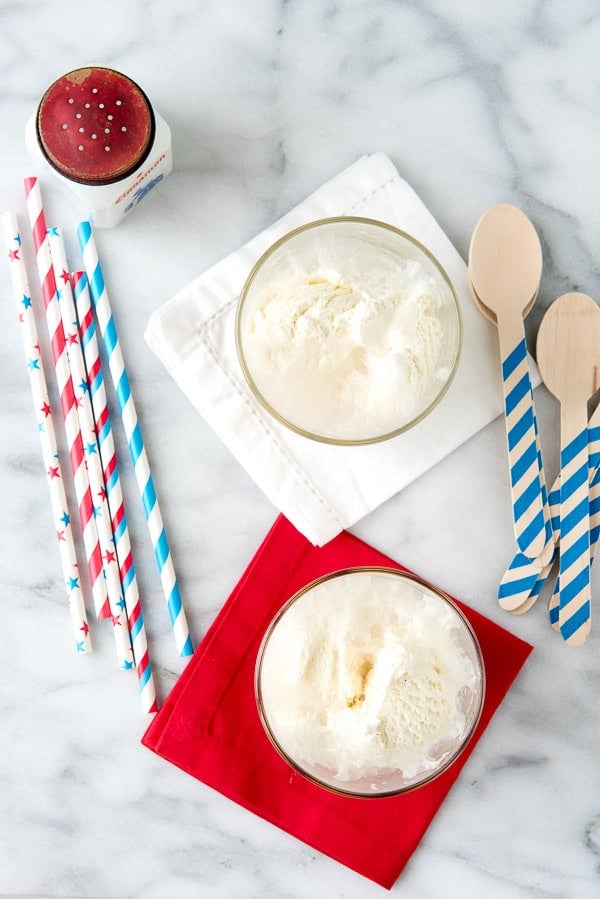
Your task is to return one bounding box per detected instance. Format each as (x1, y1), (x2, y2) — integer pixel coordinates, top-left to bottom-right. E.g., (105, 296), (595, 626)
(36, 66), (155, 185)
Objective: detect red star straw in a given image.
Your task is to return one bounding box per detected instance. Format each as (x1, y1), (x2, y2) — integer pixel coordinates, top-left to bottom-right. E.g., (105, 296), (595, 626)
(1, 211), (92, 654)
(24, 176), (110, 623)
(48, 228), (133, 670)
(74, 270), (158, 712)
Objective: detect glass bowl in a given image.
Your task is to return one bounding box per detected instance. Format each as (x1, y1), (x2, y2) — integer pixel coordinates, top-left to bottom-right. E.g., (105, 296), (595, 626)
(255, 567), (485, 798)
(236, 217), (462, 445)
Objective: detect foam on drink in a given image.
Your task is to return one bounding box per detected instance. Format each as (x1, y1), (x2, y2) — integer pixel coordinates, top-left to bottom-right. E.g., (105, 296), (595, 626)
(258, 570), (482, 792)
(240, 224), (457, 442)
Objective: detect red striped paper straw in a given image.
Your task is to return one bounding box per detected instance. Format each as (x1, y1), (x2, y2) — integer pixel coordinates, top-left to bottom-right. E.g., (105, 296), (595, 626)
(48, 229), (133, 670)
(74, 270), (157, 712)
(1, 211), (92, 654)
(24, 176), (110, 622)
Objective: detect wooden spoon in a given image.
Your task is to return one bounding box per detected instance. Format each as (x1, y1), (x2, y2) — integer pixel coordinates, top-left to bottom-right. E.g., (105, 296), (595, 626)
(473, 264), (545, 615)
(536, 292), (600, 646)
(472, 280), (556, 613)
(548, 409), (600, 631)
(469, 204), (552, 565)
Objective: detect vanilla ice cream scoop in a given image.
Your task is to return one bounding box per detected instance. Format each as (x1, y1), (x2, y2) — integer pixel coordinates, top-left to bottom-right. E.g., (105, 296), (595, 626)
(256, 568), (484, 797)
(236, 218), (462, 444)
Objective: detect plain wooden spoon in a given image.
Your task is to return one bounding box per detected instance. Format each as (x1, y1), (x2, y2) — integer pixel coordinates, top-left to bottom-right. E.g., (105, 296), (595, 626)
(536, 292), (600, 646)
(469, 203), (552, 564)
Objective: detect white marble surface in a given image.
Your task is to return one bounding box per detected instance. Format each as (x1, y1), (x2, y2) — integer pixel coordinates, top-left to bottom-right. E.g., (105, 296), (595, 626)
(1, 2), (599, 897)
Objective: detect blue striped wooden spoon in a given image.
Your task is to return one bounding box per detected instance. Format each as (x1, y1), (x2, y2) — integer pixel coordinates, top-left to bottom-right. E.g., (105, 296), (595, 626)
(536, 292), (600, 646)
(469, 204), (552, 564)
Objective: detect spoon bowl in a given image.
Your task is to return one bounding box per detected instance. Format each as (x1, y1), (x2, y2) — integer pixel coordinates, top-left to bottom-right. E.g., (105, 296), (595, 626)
(469, 204), (543, 318)
(536, 292), (600, 406)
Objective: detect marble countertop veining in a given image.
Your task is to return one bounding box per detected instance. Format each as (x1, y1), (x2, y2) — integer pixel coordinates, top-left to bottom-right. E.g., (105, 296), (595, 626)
(1, 2), (600, 897)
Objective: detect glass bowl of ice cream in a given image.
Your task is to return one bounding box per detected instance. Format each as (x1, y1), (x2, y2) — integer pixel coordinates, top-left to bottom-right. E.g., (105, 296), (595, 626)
(255, 567), (485, 798)
(236, 217), (462, 445)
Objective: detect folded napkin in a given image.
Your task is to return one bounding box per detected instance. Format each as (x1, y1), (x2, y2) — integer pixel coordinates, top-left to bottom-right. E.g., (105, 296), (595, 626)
(142, 515), (533, 890)
(145, 152), (509, 546)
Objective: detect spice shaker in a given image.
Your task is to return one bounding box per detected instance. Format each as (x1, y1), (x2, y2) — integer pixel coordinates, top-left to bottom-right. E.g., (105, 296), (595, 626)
(25, 66), (173, 228)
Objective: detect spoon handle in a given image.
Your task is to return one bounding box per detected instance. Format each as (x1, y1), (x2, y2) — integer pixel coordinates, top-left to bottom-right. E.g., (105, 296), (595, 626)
(497, 494), (557, 611)
(556, 404), (592, 645)
(497, 314), (552, 561)
(500, 408), (600, 611)
(549, 424), (600, 629)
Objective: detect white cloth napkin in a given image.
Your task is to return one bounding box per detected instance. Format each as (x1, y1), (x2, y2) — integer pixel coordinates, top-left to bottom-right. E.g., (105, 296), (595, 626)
(145, 152), (513, 546)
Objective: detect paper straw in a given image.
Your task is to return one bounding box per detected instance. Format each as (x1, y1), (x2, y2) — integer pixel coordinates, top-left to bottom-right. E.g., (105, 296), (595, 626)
(1, 211), (92, 654)
(48, 229), (133, 670)
(78, 221), (193, 657)
(24, 177), (110, 621)
(74, 270), (157, 711)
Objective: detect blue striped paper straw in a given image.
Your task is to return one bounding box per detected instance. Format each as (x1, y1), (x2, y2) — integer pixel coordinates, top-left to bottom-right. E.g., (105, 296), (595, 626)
(77, 221), (193, 658)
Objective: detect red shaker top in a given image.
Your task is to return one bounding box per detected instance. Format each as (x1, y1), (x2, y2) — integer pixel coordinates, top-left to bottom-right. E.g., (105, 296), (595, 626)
(36, 67), (155, 185)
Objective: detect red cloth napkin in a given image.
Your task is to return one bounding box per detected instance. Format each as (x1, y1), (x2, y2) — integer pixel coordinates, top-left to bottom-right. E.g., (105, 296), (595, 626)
(142, 515), (533, 889)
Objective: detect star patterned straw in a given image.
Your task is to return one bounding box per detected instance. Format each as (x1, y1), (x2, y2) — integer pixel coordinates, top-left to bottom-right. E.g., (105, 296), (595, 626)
(78, 221), (193, 658)
(74, 270), (157, 711)
(1, 211), (92, 654)
(48, 229), (133, 670)
(24, 176), (110, 622)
